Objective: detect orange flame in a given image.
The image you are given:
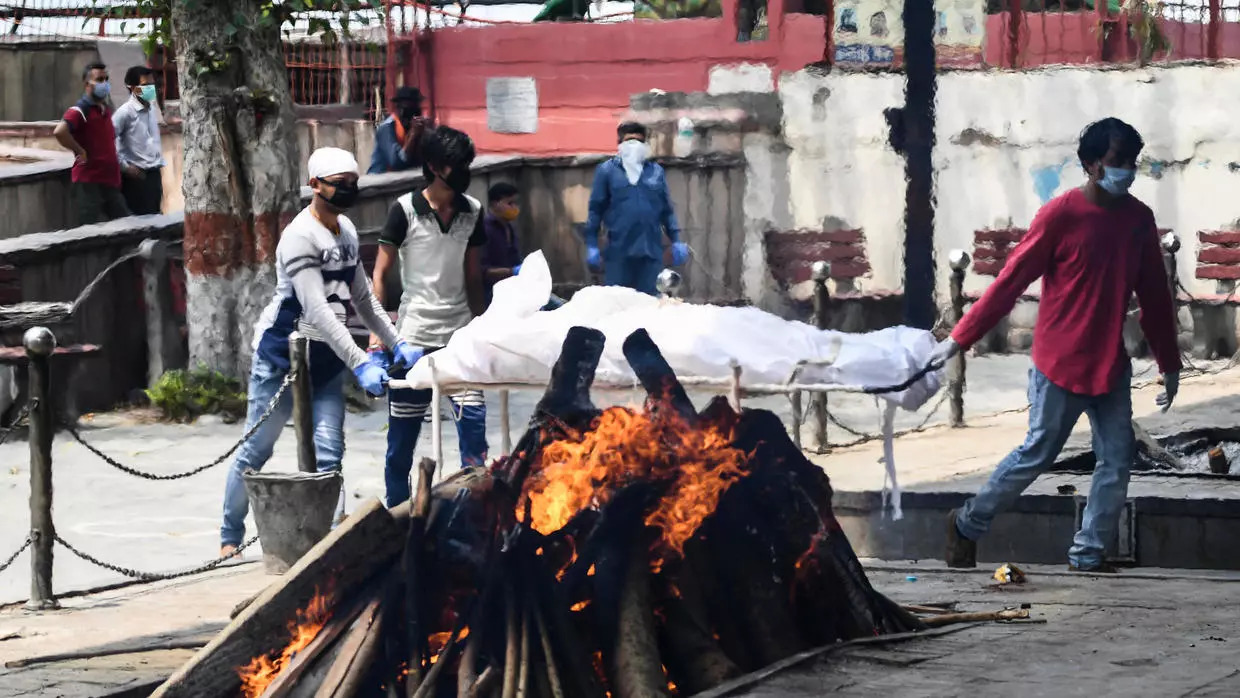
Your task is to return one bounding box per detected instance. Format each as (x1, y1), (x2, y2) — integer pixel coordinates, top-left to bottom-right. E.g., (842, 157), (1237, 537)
(519, 403), (747, 570)
(237, 588), (332, 697)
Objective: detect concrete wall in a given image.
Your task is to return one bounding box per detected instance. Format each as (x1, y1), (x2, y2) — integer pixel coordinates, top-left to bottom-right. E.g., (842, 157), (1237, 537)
(0, 118), (377, 236)
(0, 42), (102, 122)
(776, 63), (1240, 301)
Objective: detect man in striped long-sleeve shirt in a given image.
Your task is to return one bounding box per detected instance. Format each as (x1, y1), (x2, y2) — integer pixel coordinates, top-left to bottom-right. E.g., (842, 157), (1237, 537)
(219, 147), (421, 557)
(930, 118), (1182, 573)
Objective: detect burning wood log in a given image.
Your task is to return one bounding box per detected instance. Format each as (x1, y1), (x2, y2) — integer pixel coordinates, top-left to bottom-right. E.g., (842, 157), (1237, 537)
(151, 499), (403, 698)
(313, 591), (386, 698)
(611, 537), (670, 698)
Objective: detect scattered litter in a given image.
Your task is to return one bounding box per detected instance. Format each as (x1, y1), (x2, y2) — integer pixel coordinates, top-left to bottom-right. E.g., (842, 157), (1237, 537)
(905, 575), (918, 582)
(1057, 484), (1077, 495)
(993, 563), (1027, 585)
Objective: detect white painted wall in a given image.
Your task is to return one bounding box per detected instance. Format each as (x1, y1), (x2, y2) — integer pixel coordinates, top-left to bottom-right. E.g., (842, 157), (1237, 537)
(778, 64), (1240, 299)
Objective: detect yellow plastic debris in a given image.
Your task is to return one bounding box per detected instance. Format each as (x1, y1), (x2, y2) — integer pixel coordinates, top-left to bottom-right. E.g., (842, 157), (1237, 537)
(993, 563), (1027, 585)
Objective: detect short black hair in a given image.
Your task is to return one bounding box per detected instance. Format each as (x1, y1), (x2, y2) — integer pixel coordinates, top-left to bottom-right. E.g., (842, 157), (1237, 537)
(420, 126), (476, 178)
(124, 65), (153, 88)
(617, 121), (648, 143)
(1078, 117), (1144, 168)
(82, 62), (107, 81)
(488, 182), (519, 204)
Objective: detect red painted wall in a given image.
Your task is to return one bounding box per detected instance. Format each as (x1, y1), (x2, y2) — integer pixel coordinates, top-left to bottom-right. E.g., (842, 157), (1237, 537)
(406, 2), (828, 155)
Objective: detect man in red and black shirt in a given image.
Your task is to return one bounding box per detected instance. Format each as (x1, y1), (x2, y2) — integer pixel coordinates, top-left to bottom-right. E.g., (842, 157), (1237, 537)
(53, 62), (130, 226)
(930, 117), (1181, 573)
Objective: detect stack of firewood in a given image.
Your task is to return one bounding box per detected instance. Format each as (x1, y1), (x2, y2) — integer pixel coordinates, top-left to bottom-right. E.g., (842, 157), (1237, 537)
(151, 327), (922, 698)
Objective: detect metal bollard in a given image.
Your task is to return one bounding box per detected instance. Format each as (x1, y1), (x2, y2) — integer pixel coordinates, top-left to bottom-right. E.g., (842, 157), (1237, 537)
(25, 326), (58, 610)
(948, 250), (970, 428)
(810, 261), (830, 452)
(1162, 232), (1181, 331)
(656, 269), (683, 299)
(289, 333), (316, 473)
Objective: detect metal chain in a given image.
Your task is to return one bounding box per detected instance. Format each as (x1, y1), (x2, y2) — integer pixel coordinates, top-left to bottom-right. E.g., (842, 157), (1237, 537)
(0, 402), (32, 447)
(821, 390), (950, 448)
(55, 533), (260, 581)
(0, 535), (31, 575)
(60, 374), (293, 481)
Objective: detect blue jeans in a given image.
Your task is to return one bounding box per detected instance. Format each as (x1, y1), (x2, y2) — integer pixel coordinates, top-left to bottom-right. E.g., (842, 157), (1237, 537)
(385, 365), (488, 507)
(604, 255), (663, 296)
(220, 355), (347, 547)
(956, 365), (1134, 569)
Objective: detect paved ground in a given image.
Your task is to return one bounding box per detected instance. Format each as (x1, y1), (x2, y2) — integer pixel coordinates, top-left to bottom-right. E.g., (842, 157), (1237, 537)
(0, 354), (1050, 604)
(1, 559), (1236, 697)
(737, 562), (1240, 698)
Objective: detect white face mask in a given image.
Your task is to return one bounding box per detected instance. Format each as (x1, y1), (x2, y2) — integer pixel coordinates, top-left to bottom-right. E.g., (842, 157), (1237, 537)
(618, 139), (649, 185)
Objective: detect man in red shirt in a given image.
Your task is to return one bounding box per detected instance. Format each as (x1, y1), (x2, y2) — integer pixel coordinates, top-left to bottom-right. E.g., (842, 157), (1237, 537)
(929, 118), (1181, 573)
(53, 62), (130, 226)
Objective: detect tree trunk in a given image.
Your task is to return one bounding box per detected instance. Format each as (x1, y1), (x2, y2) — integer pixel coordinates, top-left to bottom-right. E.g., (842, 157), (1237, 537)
(172, 0), (301, 378)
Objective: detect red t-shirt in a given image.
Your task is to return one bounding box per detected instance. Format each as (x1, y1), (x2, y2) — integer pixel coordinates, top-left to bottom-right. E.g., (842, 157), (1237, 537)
(952, 188), (1181, 396)
(63, 97), (121, 188)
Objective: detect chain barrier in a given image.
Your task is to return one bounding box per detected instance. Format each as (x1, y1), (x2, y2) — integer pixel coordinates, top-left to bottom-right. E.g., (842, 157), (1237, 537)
(61, 373), (293, 481)
(55, 533), (259, 581)
(0, 402), (32, 447)
(0, 535), (31, 575)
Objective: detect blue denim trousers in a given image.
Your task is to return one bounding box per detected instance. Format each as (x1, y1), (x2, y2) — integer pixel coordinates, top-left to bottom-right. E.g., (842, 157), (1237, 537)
(384, 365), (488, 508)
(603, 255), (664, 296)
(220, 354), (347, 547)
(956, 365), (1134, 568)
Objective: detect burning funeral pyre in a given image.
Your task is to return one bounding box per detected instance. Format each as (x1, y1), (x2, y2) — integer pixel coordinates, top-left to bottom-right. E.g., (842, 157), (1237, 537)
(152, 327), (923, 698)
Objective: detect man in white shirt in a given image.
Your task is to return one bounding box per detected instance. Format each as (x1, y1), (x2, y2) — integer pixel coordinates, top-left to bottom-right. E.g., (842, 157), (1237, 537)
(112, 66), (166, 215)
(219, 147), (418, 557)
(369, 126), (488, 507)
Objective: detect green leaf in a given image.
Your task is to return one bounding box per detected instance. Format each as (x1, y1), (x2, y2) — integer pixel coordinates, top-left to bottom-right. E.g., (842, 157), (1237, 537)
(224, 23), (238, 36)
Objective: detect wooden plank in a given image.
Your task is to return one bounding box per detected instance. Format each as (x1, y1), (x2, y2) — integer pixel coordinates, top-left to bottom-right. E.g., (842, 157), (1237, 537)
(149, 499), (404, 698)
(706, 167), (731, 301)
(724, 166), (746, 301)
(664, 166), (692, 297)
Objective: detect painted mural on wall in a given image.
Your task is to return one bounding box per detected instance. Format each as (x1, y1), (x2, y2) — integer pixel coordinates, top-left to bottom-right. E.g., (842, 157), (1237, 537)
(832, 0), (985, 69)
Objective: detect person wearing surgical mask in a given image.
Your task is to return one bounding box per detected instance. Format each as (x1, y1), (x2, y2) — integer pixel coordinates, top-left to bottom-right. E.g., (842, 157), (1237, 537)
(112, 65), (167, 215)
(370, 126), (490, 508)
(220, 147), (404, 558)
(54, 61), (131, 225)
(582, 121), (690, 295)
(930, 117), (1181, 574)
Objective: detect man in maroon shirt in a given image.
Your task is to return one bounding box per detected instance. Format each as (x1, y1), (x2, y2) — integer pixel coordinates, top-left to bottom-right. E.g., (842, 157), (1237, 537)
(929, 118), (1181, 573)
(53, 62), (130, 226)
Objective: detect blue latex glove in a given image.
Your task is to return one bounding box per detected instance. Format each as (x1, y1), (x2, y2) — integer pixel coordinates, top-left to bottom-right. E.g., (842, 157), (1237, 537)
(392, 340), (424, 370)
(512, 264), (523, 275)
(671, 241), (690, 267)
(367, 347), (391, 372)
(353, 359), (389, 397)
(586, 246), (602, 271)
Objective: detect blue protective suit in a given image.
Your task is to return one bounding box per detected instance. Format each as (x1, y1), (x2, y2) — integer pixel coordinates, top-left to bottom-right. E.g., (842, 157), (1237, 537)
(582, 157), (682, 295)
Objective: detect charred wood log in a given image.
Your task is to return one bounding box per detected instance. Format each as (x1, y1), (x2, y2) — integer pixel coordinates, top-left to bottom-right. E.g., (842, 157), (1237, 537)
(314, 590), (386, 698)
(610, 537), (670, 698)
(653, 561), (740, 695)
(402, 457), (438, 693)
(621, 328), (696, 422)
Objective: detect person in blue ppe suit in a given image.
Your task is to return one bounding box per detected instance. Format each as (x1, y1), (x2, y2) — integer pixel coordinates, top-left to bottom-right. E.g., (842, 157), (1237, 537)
(582, 121), (689, 295)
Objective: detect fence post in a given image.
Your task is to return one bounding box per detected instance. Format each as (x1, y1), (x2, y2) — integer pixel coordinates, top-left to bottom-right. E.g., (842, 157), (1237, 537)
(289, 333), (316, 474)
(947, 250), (970, 428)
(25, 326), (58, 611)
(1162, 232), (1181, 329)
(139, 239), (184, 387)
(811, 261), (830, 452)
(1208, 0), (1221, 61)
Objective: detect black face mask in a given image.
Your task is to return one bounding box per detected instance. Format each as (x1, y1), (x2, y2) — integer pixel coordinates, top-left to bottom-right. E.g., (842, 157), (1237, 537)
(444, 167), (471, 194)
(319, 181), (360, 211)
(399, 107), (421, 124)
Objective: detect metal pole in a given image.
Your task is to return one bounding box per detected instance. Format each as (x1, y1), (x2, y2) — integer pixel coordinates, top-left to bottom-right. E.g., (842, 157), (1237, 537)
(901, 0), (938, 330)
(430, 356), (443, 481)
(500, 389), (512, 456)
(811, 261), (830, 451)
(25, 327), (57, 610)
(289, 333), (316, 473)
(947, 250), (970, 428)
